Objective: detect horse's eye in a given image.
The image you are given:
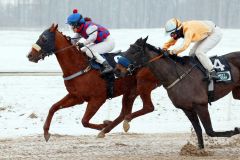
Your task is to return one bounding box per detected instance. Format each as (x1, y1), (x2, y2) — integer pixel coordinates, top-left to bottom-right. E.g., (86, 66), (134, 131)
(129, 49), (136, 54)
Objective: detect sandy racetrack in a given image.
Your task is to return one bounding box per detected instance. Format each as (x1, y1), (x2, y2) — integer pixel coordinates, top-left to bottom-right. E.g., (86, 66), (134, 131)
(0, 133), (240, 160)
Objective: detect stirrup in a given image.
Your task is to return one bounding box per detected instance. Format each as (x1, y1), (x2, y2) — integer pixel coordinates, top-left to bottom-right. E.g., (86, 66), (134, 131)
(209, 70), (220, 80)
(101, 67), (113, 75)
(203, 70), (219, 81)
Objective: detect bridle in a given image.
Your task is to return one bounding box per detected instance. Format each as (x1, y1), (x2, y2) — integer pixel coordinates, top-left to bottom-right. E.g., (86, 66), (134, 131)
(126, 44), (164, 70)
(31, 29), (91, 81)
(32, 30), (77, 60)
(127, 43), (195, 90)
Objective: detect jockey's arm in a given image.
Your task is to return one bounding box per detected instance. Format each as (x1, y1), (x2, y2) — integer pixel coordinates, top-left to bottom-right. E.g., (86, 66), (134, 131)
(162, 38), (177, 50)
(174, 31), (193, 54)
(71, 33), (81, 44)
(83, 25), (98, 46)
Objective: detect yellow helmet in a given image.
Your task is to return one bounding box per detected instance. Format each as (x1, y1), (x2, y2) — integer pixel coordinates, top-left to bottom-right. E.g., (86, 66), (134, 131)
(165, 18), (182, 34)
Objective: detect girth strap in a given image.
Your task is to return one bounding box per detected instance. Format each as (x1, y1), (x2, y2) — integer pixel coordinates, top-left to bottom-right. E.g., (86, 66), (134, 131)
(166, 65), (196, 89)
(64, 66), (91, 81)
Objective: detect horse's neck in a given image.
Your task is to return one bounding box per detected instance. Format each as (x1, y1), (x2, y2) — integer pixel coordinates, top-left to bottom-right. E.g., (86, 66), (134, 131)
(146, 48), (181, 85)
(55, 31), (88, 77)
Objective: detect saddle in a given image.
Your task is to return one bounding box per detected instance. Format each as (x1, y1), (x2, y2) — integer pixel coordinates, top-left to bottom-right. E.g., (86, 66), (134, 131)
(186, 55), (232, 104)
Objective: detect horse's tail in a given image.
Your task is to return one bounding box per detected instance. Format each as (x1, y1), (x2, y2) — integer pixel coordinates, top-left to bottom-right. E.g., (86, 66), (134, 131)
(84, 17), (92, 22)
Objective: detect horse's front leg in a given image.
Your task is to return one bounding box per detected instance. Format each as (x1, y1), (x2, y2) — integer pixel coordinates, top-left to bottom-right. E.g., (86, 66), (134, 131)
(194, 104), (240, 139)
(182, 108), (204, 149)
(43, 94), (82, 142)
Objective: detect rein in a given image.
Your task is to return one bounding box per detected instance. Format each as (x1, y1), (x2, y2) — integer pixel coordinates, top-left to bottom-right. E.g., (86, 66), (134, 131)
(130, 43), (195, 89)
(148, 54), (164, 63)
(53, 44), (76, 54)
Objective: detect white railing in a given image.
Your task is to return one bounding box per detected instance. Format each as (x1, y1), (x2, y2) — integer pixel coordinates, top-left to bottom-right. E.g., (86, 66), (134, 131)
(0, 72), (62, 76)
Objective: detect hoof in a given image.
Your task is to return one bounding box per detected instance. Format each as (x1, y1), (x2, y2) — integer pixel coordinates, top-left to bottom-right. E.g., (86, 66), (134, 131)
(97, 130), (105, 138)
(123, 120), (130, 132)
(44, 132), (51, 142)
(103, 120), (112, 126)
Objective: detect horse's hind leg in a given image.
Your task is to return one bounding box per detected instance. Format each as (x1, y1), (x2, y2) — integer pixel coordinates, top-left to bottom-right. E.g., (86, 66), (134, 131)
(43, 94), (82, 142)
(194, 104), (240, 139)
(182, 108), (204, 149)
(97, 92), (137, 138)
(81, 98), (107, 130)
(232, 86), (240, 100)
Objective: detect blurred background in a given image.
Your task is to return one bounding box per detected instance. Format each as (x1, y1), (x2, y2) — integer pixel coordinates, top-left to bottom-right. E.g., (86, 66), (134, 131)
(0, 0), (240, 29)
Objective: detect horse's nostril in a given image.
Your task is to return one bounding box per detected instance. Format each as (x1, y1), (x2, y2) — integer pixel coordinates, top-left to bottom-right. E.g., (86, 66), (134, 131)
(28, 54), (32, 58)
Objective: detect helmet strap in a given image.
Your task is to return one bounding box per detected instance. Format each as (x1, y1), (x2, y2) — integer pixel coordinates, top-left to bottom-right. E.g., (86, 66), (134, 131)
(172, 27), (184, 40)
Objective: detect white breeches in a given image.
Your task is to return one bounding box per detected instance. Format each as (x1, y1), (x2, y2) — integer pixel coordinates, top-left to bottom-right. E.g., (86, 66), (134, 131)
(189, 26), (222, 71)
(81, 36), (115, 64)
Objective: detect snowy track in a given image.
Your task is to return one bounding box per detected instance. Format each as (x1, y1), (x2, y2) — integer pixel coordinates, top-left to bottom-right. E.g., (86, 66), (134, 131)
(1, 133), (240, 160)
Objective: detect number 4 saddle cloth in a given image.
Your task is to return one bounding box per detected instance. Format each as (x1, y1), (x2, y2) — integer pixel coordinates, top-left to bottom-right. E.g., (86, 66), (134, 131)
(210, 55), (232, 83)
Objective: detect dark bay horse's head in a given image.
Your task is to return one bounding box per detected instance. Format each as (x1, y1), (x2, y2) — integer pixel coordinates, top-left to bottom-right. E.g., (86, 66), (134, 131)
(115, 36), (156, 77)
(27, 24), (58, 63)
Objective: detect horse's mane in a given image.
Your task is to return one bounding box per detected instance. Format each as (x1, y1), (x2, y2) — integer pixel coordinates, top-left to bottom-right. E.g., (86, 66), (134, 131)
(58, 31), (73, 45)
(146, 42), (186, 65)
(56, 30), (86, 56)
(146, 43), (162, 54)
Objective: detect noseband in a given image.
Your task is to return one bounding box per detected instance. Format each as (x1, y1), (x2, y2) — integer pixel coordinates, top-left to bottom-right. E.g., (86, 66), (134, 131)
(123, 44), (147, 74)
(32, 30), (76, 60)
(127, 44), (164, 70)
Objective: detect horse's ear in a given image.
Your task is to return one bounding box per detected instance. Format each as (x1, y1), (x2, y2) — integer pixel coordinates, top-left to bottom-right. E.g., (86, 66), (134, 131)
(136, 37), (143, 43)
(143, 36), (148, 43)
(142, 36), (148, 48)
(50, 23), (55, 29)
(50, 23), (58, 32)
(54, 24), (58, 30)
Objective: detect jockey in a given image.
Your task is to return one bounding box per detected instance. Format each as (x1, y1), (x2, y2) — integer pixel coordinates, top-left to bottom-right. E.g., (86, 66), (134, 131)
(162, 18), (222, 80)
(66, 9), (115, 74)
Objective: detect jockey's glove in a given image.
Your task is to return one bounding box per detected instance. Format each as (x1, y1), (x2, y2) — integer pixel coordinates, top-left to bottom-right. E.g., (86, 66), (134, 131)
(76, 42), (85, 49)
(162, 50), (169, 57)
(66, 36), (71, 41)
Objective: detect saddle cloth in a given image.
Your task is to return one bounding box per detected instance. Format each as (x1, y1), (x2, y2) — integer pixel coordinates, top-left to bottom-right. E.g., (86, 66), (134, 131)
(210, 56), (232, 83)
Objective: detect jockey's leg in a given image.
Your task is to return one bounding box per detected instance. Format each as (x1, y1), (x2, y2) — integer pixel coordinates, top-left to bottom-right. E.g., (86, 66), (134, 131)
(81, 44), (105, 63)
(189, 41), (201, 56)
(82, 36), (115, 74)
(195, 26), (222, 79)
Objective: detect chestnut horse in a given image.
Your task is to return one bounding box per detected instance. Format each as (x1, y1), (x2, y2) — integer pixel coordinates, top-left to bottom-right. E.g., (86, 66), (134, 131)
(116, 37), (240, 149)
(27, 24), (160, 141)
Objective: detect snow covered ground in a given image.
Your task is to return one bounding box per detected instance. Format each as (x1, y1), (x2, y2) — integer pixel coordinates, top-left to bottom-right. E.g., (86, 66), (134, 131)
(0, 28), (240, 138)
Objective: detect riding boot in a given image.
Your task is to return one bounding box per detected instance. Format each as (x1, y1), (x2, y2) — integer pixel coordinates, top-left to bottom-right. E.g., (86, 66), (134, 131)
(209, 69), (220, 80)
(101, 61), (113, 74)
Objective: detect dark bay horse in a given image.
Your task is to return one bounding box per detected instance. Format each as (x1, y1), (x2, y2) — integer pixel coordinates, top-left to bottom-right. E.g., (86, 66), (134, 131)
(27, 24), (160, 141)
(116, 37), (240, 149)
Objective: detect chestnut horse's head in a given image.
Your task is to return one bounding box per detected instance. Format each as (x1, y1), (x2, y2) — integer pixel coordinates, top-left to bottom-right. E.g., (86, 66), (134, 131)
(115, 37), (149, 77)
(27, 24), (58, 63)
